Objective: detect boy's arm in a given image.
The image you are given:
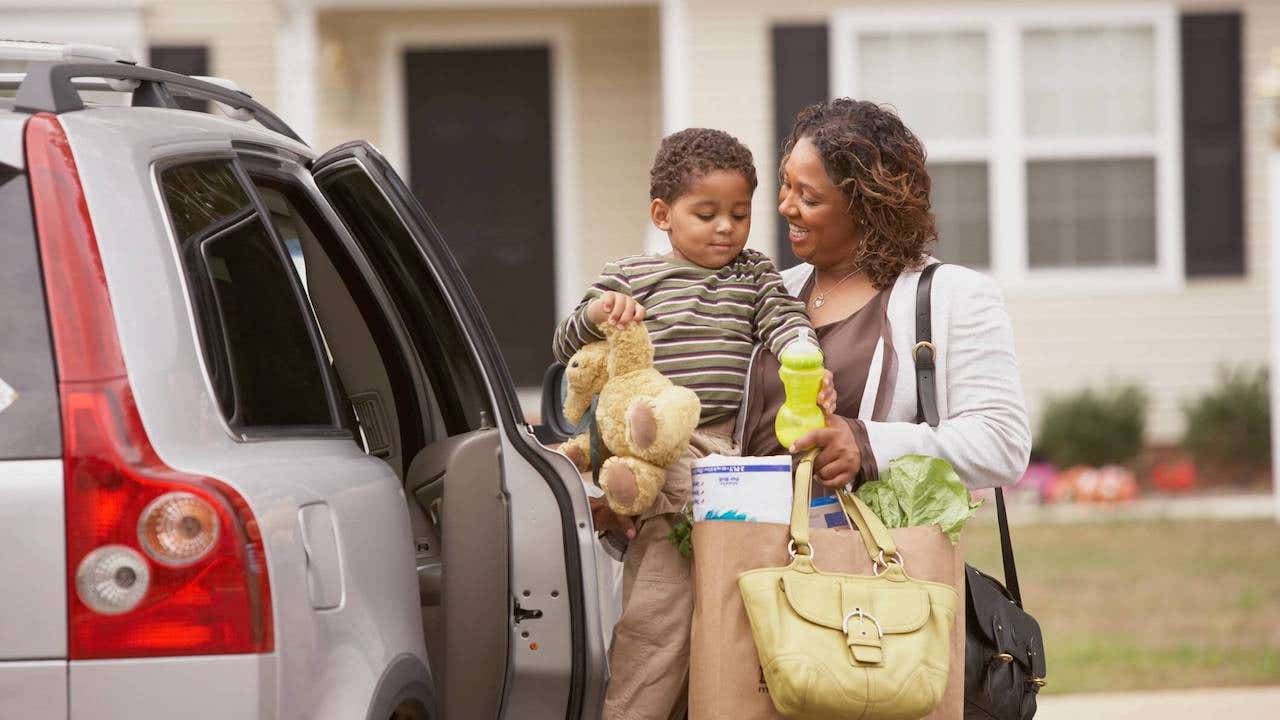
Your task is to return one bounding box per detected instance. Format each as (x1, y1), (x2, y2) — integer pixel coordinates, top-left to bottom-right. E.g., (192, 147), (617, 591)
(551, 261), (632, 364)
(749, 252), (812, 358)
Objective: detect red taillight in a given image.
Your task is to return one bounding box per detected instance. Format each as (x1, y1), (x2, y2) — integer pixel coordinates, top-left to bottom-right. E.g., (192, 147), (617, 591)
(25, 113), (273, 658)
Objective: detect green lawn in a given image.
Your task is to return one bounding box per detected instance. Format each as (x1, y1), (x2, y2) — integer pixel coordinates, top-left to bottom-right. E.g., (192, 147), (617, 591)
(961, 518), (1280, 695)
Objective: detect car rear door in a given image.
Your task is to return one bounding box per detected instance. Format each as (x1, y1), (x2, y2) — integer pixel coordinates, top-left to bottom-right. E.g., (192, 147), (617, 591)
(309, 142), (608, 719)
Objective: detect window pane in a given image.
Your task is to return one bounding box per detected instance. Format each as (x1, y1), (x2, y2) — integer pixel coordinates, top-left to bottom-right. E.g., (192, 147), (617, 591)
(0, 170), (61, 458)
(1027, 159), (1156, 268)
(1023, 26), (1156, 137)
(929, 162), (990, 268)
(161, 160), (333, 428)
(858, 31), (988, 140)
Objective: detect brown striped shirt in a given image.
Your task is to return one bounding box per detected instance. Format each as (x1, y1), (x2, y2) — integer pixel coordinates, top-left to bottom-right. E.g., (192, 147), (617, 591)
(552, 250), (812, 424)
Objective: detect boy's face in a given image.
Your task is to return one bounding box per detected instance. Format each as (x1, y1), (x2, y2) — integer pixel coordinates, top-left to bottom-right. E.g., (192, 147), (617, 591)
(651, 170), (752, 269)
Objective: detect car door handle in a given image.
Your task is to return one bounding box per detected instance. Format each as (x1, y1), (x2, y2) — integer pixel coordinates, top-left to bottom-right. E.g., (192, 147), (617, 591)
(298, 502), (344, 610)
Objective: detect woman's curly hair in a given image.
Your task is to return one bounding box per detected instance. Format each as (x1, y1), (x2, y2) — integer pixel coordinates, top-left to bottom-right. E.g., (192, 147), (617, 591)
(650, 128), (758, 203)
(782, 99), (936, 289)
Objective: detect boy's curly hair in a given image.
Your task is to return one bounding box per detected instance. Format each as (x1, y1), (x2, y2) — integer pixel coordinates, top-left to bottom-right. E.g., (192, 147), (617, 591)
(650, 128), (758, 203)
(782, 99), (937, 289)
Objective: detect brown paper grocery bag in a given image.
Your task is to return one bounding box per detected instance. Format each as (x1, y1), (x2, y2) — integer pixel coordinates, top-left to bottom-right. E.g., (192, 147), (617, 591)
(689, 520), (965, 720)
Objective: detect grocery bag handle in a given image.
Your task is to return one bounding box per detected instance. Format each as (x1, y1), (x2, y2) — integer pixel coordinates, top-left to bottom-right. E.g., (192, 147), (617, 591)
(790, 449), (896, 566)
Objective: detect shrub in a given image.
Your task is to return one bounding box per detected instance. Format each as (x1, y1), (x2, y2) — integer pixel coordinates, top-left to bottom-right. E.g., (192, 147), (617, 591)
(1181, 367), (1270, 478)
(1036, 384), (1148, 468)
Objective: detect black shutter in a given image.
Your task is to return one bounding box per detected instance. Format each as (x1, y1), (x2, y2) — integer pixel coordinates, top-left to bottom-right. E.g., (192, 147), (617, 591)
(772, 25), (829, 269)
(148, 45), (210, 113)
(1182, 13), (1244, 277)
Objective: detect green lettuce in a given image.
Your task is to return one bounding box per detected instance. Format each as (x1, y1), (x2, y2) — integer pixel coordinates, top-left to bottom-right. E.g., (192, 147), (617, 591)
(854, 455), (981, 544)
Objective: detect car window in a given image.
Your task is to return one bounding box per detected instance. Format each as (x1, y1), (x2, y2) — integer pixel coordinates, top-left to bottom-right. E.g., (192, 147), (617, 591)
(159, 159), (335, 430)
(316, 164), (492, 437)
(0, 168), (61, 459)
(248, 172), (443, 449)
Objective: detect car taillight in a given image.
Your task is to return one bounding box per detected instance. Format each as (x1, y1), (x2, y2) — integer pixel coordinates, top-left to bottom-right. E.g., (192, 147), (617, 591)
(25, 113), (273, 659)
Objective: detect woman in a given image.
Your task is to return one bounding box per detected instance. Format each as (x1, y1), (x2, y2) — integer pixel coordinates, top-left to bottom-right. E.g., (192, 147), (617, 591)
(740, 98), (1031, 491)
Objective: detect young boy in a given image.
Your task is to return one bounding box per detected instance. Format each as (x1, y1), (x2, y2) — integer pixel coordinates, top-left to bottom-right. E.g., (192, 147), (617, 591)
(552, 128), (812, 720)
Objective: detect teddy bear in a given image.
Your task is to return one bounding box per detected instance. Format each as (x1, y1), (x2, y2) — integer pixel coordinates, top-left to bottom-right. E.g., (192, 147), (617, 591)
(559, 321), (702, 517)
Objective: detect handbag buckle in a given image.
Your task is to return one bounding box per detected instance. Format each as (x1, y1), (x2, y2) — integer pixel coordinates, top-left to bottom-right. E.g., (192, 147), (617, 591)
(872, 549), (904, 576)
(841, 608), (883, 638)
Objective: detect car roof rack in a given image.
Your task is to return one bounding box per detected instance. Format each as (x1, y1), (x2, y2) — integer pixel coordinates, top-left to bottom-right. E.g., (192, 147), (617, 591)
(5, 52), (303, 144)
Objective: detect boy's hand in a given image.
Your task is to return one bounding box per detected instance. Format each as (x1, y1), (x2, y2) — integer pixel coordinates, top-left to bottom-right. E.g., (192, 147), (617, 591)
(587, 291), (646, 328)
(818, 369), (837, 415)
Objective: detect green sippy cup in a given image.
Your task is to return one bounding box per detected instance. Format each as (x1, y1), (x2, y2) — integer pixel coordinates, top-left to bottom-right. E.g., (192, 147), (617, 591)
(774, 327), (827, 450)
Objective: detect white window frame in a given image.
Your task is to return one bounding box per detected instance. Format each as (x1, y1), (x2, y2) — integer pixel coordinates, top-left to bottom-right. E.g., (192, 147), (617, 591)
(831, 4), (1183, 292)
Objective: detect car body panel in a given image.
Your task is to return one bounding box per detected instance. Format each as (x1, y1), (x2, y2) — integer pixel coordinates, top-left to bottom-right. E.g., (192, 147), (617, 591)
(0, 459), (66, 660)
(69, 655), (274, 719)
(0, 110), (26, 169)
(0, 660), (67, 719)
(57, 108), (427, 720)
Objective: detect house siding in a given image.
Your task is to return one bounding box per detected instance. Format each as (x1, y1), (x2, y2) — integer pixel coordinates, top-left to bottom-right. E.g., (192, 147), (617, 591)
(143, 0), (280, 105)
(315, 6), (662, 297)
(684, 0), (1274, 442)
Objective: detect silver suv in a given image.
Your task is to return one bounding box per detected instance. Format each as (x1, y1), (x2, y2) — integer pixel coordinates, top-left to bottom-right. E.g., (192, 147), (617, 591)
(0, 43), (610, 719)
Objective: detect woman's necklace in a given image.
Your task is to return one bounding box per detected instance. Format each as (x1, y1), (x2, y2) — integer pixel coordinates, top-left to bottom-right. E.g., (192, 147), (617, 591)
(810, 267), (861, 309)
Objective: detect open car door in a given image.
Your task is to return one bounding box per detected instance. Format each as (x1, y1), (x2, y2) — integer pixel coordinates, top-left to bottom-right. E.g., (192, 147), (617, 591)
(309, 142), (608, 719)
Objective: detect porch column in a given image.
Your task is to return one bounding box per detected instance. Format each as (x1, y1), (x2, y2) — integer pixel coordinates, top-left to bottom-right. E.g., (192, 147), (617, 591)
(1266, 54), (1280, 524)
(1270, 150), (1280, 523)
(276, 0), (318, 146)
(650, 0), (691, 253)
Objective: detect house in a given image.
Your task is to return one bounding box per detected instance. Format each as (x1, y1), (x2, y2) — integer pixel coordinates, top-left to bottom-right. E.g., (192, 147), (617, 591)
(8, 0), (1270, 443)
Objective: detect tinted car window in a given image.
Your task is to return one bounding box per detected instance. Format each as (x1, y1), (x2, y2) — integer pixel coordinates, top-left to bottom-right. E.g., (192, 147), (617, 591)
(160, 159), (333, 429)
(318, 165), (491, 436)
(249, 174), (431, 448)
(0, 169), (60, 459)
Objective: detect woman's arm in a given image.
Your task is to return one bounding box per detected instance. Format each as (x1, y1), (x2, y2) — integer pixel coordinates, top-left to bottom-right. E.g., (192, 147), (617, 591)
(862, 272), (1032, 489)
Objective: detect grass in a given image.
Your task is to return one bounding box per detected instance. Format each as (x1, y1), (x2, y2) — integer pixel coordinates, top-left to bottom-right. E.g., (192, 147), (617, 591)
(961, 518), (1280, 695)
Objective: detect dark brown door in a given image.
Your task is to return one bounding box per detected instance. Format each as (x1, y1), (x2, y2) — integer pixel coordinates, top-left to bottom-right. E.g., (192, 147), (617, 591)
(405, 47), (555, 387)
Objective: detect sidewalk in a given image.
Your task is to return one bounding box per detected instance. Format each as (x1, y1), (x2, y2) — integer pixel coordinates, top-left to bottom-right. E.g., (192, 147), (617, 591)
(973, 491), (1277, 525)
(1036, 686), (1280, 719)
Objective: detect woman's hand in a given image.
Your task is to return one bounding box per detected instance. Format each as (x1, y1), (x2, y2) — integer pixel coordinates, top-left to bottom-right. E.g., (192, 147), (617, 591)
(790, 415), (861, 488)
(589, 496), (637, 540)
(587, 291), (645, 327)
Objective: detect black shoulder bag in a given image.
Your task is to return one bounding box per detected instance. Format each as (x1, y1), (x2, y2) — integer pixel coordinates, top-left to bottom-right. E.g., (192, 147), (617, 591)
(914, 262), (1047, 720)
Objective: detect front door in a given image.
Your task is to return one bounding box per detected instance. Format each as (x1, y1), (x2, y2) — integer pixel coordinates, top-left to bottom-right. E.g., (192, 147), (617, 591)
(405, 46), (556, 387)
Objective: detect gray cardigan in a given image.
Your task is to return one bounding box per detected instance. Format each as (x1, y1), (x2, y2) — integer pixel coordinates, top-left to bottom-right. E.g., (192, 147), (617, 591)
(780, 260), (1032, 490)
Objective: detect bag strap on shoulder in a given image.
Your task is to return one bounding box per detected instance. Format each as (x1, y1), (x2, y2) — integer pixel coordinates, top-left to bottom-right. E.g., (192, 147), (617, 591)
(914, 262), (1024, 608)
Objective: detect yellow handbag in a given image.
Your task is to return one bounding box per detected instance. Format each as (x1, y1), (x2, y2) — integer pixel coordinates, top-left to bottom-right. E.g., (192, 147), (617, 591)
(737, 450), (960, 720)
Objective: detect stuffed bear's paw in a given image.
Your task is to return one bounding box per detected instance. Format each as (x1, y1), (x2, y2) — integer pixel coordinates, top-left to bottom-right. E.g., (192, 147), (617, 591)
(600, 458), (640, 509)
(562, 442), (586, 469)
(625, 398), (659, 450)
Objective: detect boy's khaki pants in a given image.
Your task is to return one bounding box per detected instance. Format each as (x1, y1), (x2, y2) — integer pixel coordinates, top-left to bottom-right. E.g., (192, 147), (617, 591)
(602, 418), (737, 720)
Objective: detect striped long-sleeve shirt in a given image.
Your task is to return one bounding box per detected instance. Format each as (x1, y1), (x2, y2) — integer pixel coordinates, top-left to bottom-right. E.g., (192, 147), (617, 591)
(552, 250), (812, 424)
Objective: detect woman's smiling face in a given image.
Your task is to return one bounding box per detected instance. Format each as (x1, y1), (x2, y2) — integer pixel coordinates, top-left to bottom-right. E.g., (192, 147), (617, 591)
(778, 136), (861, 268)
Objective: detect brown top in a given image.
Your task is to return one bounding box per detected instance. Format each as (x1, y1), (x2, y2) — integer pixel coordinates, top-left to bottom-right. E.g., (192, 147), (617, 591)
(742, 278), (892, 497)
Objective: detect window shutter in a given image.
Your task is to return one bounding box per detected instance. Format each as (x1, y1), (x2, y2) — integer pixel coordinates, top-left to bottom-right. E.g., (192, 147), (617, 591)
(1182, 13), (1244, 277)
(147, 45), (210, 113)
(772, 25), (829, 269)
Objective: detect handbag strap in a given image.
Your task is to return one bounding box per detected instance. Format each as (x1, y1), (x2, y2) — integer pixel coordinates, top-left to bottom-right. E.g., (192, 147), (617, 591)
(790, 449), (816, 557)
(914, 262), (1024, 609)
(791, 449), (896, 565)
(835, 490), (897, 561)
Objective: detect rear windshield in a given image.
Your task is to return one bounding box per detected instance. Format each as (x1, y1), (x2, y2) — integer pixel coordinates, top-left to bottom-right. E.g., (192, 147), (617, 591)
(0, 166), (61, 459)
